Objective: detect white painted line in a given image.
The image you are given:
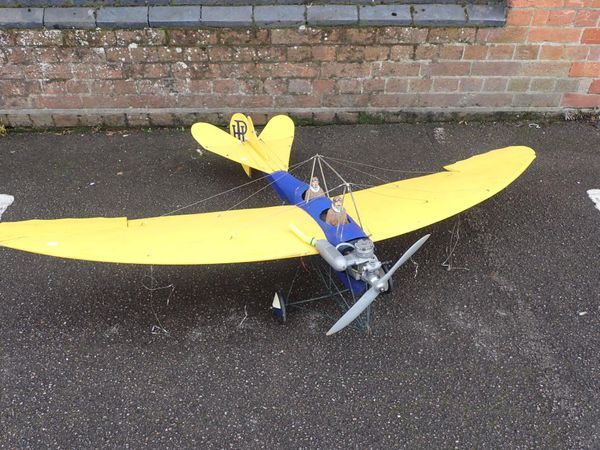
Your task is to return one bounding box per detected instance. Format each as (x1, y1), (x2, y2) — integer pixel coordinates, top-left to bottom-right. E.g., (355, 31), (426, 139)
(0, 194), (14, 221)
(587, 189), (600, 212)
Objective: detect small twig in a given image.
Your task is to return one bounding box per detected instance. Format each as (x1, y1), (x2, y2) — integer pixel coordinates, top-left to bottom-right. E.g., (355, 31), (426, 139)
(238, 305), (248, 328)
(441, 216), (469, 272)
(410, 257), (419, 279)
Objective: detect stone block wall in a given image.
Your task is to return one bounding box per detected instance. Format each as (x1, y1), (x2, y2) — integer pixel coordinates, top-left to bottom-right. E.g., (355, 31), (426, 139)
(0, 0), (598, 128)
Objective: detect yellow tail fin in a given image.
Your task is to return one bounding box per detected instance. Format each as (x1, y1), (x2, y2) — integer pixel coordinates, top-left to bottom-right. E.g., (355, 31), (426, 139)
(191, 113), (295, 175)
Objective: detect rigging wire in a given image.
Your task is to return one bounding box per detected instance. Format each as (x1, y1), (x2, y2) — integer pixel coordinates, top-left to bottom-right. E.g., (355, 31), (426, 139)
(323, 155), (435, 175)
(160, 155), (315, 217)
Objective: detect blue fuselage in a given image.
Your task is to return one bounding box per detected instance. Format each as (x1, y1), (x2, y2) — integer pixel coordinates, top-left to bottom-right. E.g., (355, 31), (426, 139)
(267, 171), (369, 295)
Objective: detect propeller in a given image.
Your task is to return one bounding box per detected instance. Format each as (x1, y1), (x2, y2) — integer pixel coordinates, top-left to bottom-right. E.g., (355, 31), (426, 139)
(326, 234), (431, 336)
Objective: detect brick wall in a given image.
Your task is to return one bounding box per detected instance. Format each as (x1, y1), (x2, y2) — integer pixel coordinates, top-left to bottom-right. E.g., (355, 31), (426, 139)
(0, 0), (599, 128)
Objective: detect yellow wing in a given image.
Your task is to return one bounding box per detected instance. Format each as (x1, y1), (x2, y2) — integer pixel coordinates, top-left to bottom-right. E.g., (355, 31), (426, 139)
(0, 205), (323, 265)
(344, 146), (536, 242)
(191, 114), (295, 174)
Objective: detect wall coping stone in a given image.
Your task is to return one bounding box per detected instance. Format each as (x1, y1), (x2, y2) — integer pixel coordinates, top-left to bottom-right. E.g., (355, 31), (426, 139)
(43, 6), (95, 29)
(0, 3), (506, 29)
(149, 6), (201, 28)
(97, 6), (148, 28)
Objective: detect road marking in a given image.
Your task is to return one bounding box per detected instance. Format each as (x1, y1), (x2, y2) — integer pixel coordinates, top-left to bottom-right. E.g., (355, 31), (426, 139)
(587, 189), (600, 212)
(0, 194), (14, 221)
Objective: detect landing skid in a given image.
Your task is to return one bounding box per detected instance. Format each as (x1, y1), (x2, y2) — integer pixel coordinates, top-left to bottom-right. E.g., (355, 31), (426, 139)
(271, 258), (373, 334)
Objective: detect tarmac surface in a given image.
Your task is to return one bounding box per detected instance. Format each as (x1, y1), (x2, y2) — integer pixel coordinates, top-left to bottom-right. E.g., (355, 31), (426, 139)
(0, 119), (599, 449)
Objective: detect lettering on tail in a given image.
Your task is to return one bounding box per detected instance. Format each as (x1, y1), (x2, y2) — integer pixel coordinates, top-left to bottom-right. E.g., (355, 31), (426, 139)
(232, 120), (248, 141)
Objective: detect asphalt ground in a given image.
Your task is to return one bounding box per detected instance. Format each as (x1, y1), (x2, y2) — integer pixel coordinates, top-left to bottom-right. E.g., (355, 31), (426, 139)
(0, 120), (599, 449)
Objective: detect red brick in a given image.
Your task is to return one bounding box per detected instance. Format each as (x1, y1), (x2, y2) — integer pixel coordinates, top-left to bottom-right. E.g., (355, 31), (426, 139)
(521, 61), (570, 76)
(14, 30), (63, 47)
(238, 79), (263, 95)
(324, 93), (371, 108)
(271, 29), (322, 45)
(528, 27), (582, 43)
(432, 78), (459, 92)
(532, 10), (549, 25)
(563, 46), (590, 60)
(289, 79), (313, 94)
(508, 78), (531, 92)
(477, 27), (529, 44)
(183, 47), (209, 62)
(264, 62), (319, 78)
(321, 62), (370, 78)
(569, 62), (600, 77)
(513, 93), (561, 107)
(589, 80), (600, 94)
(364, 46), (391, 61)
(385, 79), (408, 93)
(514, 45), (540, 60)
(428, 28), (476, 44)
(418, 93), (465, 107)
(305, 46), (332, 62)
(575, 10), (599, 27)
(462, 45), (488, 60)
(43, 80), (89, 95)
(314, 111), (336, 123)
(94, 80), (138, 95)
(176, 95), (221, 108)
(426, 62), (471, 76)
(374, 62), (420, 77)
(529, 78), (556, 91)
(581, 28), (600, 44)
(363, 79), (385, 92)
(232, 47), (258, 62)
(533, 9), (577, 26)
(414, 45), (437, 60)
(168, 30), (217, 46)
(561, 93), (600, 107)
(336, 46), (365, 62)
(370, 94), (416, 108)
(506, 9), (532, 26)
(225, 95), (273, 109)
(256, 48), (286, 62)
(483, 78), (509, 92)
(0, 80), (40, 96)
(487, 45), (515, 60)
(313, 79), (335, 94)
(220, 29), (269, 46)
(212, 79), (238, 94)
(115, 30), (166, 47)
(439, 45), (464, 60)
(0, 65), (23, 79)
(460, 93), (513, 107)
(74, 64), (123, 80)
(343, 29), (377, 45)
(539, 45), (564, 59)
(263, 79), (287, 95)
(509, 0), (565, 6)
(459, 78), (484, 92)
(409, 78), (433, 92)
(35, 95), (82, 109)
(471, 61), (522, 76)
(335, 79), (361, 94)
(286, 46), (312, 62)
(377, 27), (428, 44)
(273, 95), (320, 108)
(53, 115), (80, 128)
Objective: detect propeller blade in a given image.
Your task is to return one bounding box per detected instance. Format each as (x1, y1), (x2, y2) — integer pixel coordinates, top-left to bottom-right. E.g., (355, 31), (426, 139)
(326, 234), (430, 336)
(326, 285), (380, 336)
(378, 234), (430, 284)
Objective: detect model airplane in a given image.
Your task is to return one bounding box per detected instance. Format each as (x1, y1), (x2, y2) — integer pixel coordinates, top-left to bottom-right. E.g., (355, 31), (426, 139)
(0, 114), (535, 335)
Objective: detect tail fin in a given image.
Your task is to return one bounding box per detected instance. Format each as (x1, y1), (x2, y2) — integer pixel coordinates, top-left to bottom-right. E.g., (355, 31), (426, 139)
(229, 113), (256, 177)
(192, 113), (295, 176)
